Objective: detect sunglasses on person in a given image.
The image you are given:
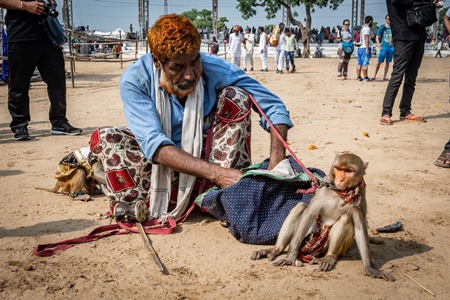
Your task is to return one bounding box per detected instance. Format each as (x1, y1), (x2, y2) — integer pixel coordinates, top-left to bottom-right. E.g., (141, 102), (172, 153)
(344, 23), (350, 26)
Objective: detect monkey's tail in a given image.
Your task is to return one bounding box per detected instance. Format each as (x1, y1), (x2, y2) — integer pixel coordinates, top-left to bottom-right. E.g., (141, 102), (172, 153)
(34, 187), (67, 195)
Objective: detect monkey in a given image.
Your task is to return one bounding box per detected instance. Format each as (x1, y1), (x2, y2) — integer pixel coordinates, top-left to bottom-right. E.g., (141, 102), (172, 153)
(251, 152), (395, 281)
(36, 167), (87, 198)
(36, 161), (106, 198)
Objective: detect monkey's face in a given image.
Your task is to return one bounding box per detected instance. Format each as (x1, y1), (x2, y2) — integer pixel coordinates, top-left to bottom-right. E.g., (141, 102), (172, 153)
(329, 153), (366, 190)
(330, 165), (359, 190)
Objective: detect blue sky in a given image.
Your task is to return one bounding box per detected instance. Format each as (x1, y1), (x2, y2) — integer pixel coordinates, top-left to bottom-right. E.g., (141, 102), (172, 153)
(68, 0), (447, 32)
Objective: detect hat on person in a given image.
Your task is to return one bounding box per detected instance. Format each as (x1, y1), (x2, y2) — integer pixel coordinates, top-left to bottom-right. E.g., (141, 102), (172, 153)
(233, 25), (241, 32)
(279, 23), (285, 28)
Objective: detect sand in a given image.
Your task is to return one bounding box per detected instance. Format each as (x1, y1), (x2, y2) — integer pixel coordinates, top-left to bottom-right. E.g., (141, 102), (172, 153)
(0, 55), (449, 299)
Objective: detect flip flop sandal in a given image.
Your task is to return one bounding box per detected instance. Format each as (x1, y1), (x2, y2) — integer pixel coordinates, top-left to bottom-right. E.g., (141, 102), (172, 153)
(376, 221), (403, 233)
(379, 116), (393, 125)
(434, 151), (450, 168)
(399, 114), (427, 123)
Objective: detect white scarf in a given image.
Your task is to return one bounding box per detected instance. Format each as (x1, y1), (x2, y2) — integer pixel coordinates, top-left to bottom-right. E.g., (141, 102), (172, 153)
(149, 64), (204, 222)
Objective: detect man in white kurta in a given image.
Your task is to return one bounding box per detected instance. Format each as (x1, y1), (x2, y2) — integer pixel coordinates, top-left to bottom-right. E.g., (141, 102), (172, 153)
(273, 23), (286, 73)
(242, 27), (255, 71)
(257, 26), (268, 71)
(229, 25), (243, 67)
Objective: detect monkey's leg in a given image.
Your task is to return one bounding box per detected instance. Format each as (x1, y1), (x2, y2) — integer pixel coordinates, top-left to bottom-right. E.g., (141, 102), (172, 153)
(50, 182), (61, 193)
(251, 203), (307, 261)
(92, 161), (106, 184)
(314, 214), (354, 272)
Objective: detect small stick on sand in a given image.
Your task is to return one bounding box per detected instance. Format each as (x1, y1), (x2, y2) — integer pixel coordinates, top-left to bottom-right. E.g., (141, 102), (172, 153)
(402, 271), (436, 297)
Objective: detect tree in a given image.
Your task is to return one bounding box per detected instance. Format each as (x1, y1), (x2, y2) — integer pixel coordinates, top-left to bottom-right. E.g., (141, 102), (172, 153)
(182, 9), (229, 33)
(236, 0), (344, 57)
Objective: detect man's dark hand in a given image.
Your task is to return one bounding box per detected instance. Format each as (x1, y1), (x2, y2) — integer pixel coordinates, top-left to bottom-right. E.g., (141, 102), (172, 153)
(22, 0), (46, 15)
(212, 166), (243, 189)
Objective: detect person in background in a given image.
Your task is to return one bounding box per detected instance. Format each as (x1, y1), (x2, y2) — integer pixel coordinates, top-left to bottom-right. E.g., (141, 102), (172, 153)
(372, 15), (394, 81)
(272, 23), (286, 74)
(336, 19), (353, 80)
(0, 0), (82, 141)
(283, 28), (297, 73)
(379, 0), (443, 125)
(242, 27), (255, 71)
(355, 15), (373, 82)
(434, 6), (450, 168)
(209, 36), (219, 55)
(256, 26), (268, 72)
(435, 39), (442, 58)
(228, 25), (243, 67)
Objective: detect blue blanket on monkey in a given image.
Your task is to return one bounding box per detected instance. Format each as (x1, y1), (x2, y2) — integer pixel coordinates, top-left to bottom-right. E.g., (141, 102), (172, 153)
(195, 156), (325, 245)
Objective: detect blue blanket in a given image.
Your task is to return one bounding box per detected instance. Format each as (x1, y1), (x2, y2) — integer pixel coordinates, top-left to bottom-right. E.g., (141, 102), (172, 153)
(195, 156), (325, 245)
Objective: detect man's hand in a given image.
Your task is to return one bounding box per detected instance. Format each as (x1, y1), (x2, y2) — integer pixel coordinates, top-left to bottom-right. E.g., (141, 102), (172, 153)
(153, 145), (243, 190)
(211, 166), (243, 188)
(22, 0), (46, 15)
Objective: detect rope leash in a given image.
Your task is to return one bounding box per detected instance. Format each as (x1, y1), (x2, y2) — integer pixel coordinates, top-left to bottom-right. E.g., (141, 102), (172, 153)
(247, 93), (319, 193)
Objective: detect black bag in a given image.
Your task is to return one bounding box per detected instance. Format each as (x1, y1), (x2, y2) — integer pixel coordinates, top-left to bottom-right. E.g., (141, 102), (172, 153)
(406, 1), (438, 28)
(39, 17), (67, 48)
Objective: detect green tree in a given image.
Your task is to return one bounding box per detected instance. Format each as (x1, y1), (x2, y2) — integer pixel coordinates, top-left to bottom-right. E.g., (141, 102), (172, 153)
(236, 0), (344, 57)
(182, 8), (229, 37)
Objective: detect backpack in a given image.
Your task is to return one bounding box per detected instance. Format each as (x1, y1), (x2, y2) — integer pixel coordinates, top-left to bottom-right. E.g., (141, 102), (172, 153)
(352, 25), (362, 47)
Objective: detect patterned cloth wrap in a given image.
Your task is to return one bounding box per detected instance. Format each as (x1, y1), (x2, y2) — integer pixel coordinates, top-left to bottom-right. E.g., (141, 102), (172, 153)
(89, 86), (253, 220)
(195, 156), (326, 245)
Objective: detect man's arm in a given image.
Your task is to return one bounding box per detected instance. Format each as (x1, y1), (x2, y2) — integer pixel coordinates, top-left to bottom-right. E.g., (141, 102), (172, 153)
(153, 145), (243, 189)
(444, 14), (450, 35)
(0, 0), (45, 15)
(365, 31), (370, 54)
(268, 124), (288, 170)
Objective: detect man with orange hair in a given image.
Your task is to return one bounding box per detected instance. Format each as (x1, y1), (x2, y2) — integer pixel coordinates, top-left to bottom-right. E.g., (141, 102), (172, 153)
(90, 14), (293, 223)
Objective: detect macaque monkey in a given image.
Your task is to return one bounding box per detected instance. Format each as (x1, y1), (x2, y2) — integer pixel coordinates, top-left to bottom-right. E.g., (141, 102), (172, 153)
(251, 153), (395, 281)
(36, 168), (87, 198)
(36, 161), (106, 198)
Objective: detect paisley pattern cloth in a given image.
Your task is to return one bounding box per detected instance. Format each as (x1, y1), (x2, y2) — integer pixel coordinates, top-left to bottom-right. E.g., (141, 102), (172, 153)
(90, 86), (253, 219)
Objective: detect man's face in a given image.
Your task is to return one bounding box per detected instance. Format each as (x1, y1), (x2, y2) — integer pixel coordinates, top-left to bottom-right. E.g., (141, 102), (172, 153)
(154, 50), (202, 99)
(386, 16), (390, 25)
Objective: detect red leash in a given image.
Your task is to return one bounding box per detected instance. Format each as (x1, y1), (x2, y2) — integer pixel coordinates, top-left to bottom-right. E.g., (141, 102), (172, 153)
(247, 93), (319, 193)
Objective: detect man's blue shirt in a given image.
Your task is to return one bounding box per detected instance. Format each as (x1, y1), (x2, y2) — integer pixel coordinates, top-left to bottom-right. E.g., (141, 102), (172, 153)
(119, 52), (293, 163)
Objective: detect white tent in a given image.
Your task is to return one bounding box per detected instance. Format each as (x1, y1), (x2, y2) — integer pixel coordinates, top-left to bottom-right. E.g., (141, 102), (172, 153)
(92, 28), (126, 39)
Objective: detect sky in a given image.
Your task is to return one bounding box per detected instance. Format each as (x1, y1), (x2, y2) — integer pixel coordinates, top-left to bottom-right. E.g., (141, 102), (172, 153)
(67, 0), (448, 33)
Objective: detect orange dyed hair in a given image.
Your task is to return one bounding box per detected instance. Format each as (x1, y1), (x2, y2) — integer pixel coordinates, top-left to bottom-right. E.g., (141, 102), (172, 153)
(147, 14), (201, 64)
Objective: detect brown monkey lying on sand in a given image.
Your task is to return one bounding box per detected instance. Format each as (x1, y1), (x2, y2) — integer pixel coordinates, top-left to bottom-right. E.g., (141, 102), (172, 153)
(251, 152), (395, 281)
(36, 149), (106, 198)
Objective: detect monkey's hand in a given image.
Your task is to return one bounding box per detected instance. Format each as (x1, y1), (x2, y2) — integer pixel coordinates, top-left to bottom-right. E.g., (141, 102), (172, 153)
(365, 267), (396, 281)
(312, 255), (337, 272)
(251, 249), (279, 261)
(272, 257), (301, 267)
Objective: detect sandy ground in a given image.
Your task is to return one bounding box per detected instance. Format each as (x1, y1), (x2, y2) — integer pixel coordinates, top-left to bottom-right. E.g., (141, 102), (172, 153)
(0, 55), (449, 300)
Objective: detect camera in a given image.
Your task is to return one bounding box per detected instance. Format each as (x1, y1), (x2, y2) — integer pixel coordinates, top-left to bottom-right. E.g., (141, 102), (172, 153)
(38, 0), (59, 18)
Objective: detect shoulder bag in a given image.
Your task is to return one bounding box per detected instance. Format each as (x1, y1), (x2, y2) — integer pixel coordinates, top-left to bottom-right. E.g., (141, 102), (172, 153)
(39, 17), (68, 48)
(406, 1), (438, 28)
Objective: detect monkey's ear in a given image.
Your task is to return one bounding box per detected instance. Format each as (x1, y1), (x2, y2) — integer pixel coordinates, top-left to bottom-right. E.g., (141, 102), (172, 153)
(363, 161), (369, 171)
